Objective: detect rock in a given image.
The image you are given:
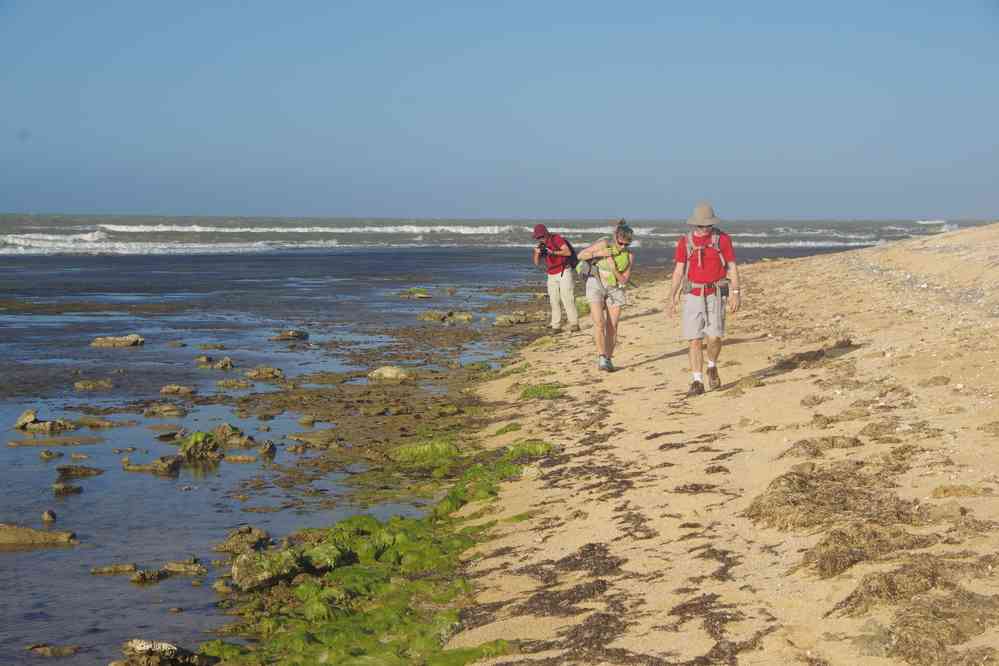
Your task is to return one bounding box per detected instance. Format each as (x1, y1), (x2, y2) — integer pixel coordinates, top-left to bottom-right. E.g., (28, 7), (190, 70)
(122, 456), (182, 476)
(162, 558), (208, 576)
(224, 454), (257, 464)
(212, 579), (234, 595)
(25, 643), (80, 657)
(51, 483), (82, 496)
(417, 309), (451, 322)
(494, 312), (530, 327)
(198, 343), (226, 350)
(194, 354), (213, 365)
(212, 423), (255, 448)
(298, 415), (315, 427)
(368, 366), (410, 382)
(91, 334), (144, 348)
(56, 465), (104, 480)
(244, 366), (284, 381)
(169, 607), (183, 613)
(38, 450), (63, 461)
(74, 378), (113, 391)
(91, 563), (138, 575)
(211, 356), (235, 371)
(918, 375), (951, 388)
(270, 329), (309, 341)
(231, 549), (302, 591)
(9, 435), (102, 448)
(216, 378), (252, 390)
(144, 403), (188, 418)
(166, 340), (187, 348)
(76, 415), (133, 429)
(178, 433), (224, 462)
(112, 447), (137, 454)
(213, 525), (269, 554)
(70, 453), (89, 460)
(258, 441), (276, 458)
(15, 409), (38, 429)
(15, 410), (78, 433)
(117, 638), (219, 665)
(287, 429), (340, 448)
(451, 311), (474, 322)
(160, 384), (196, 396)
(130, 568), (168, 585)
(0, 522), (76, 546)
(42, 510), (56, 523)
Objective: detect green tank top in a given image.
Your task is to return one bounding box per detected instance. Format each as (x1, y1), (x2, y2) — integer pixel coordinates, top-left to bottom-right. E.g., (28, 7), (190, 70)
(597, 241), (631, 287)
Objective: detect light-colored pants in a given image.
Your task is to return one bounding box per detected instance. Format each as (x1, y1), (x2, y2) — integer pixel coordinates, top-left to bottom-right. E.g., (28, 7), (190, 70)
(682, 293), (726, 339)
(546, 270), (578, 328)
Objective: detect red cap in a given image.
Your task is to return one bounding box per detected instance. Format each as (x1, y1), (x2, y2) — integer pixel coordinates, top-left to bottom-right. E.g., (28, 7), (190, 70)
(532, 224), (548, 239)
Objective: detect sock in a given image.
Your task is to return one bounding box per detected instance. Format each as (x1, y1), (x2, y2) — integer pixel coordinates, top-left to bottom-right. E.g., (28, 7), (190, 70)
(707, 360), (716, 368)
(692, 372), (703, 382)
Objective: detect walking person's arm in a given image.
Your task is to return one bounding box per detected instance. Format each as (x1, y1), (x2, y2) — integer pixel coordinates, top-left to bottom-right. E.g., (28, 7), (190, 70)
(577, 239), (608, 262)
(616, 250), (633, 286)
(669, 262), (685, 314)
(726, 262), (741, 313)
(532, 244), (542, 267)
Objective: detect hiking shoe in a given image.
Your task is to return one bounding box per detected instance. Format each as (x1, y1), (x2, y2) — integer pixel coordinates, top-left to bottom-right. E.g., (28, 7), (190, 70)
(598, 355), (610, 371)
(604, 357), (616, 372)
(568, 323), (581, 333)
(706, 366), (721, 390)
(686, 380), (705, 397)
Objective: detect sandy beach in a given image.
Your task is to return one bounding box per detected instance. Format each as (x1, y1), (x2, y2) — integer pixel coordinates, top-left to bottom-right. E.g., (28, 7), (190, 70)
(451, 222), (999, 665)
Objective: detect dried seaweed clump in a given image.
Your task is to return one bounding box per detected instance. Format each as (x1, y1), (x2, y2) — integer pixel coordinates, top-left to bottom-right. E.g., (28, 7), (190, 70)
(888, 589), (999, 666)
(801, 523), (939, 578)
(744, 460), (918, 530)
(778, 436), (863, 459)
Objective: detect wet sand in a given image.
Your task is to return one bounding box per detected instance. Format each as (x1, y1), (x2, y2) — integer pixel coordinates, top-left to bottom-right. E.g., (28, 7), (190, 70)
(450, 223), (999, 664)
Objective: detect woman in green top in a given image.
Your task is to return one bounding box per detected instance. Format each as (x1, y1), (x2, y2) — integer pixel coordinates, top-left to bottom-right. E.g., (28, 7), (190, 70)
(578, 220), (634, 372)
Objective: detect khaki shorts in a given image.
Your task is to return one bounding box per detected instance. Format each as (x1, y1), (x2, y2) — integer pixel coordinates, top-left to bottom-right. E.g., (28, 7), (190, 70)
(682, 293), (725, 339)
(586, 277), (627, 308)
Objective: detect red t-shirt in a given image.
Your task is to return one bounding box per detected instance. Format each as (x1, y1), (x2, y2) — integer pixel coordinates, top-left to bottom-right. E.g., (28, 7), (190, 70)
(675, 232), (735, 295)
(543, 234), (569, 275)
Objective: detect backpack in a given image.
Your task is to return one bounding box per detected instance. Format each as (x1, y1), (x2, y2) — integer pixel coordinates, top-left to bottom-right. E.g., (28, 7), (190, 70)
(564, 239), (580, 270)
(681, 229), (729, 295)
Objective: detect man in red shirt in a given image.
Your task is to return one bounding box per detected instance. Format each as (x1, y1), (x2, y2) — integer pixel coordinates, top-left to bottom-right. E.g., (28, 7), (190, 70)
(669, 202), (742, 396)
(532, 224), (579, 332)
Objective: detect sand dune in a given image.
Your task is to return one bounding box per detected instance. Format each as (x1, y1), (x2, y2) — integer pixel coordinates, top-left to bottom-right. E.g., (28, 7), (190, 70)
(451, 222), (999, 665)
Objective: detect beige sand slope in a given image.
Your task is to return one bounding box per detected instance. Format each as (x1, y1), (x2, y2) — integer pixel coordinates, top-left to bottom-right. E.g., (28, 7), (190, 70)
(450, 222), (999, 665)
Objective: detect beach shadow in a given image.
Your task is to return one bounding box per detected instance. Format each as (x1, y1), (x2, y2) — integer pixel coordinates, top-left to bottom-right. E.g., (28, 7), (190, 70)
(623, 336), (768, 370)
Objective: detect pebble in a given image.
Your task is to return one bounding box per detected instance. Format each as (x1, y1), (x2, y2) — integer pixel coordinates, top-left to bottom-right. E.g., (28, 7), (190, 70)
(42, 510), (57, 522)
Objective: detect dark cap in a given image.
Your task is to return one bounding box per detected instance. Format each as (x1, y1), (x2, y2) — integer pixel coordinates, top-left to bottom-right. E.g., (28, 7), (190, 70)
(532, 224), (549, 239)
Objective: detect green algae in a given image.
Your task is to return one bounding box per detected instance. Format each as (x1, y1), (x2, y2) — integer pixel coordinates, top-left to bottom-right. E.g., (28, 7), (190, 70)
(200, 439), (553, 664)
(490, 422), (522, 437)
(519, 383), (564, 400)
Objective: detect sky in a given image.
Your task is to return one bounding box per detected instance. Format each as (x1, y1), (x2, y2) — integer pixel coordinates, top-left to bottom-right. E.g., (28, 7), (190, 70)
(1, 1), (997, 219)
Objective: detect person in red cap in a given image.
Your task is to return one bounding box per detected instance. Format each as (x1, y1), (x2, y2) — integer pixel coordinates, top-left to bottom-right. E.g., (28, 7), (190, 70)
(532, 223), (579, 332)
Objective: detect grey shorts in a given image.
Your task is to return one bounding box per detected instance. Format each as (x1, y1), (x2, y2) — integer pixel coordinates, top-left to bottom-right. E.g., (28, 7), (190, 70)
(585, 276), (627, 307)
(682, 293), (725, 339)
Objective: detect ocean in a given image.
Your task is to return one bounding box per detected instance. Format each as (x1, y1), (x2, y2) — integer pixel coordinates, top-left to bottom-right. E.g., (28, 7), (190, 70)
(0, 214), (980, 663)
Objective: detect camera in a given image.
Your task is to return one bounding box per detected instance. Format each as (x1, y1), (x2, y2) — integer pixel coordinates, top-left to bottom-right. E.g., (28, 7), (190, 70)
(536, 241), (549, 258)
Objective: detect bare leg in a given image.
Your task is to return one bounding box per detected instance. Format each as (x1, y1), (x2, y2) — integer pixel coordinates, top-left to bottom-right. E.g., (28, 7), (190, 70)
(688, 337), (704, 376)
(605, 305), (622, 358)
(590, 299), (607, 357)
(706, 336), (722, 364)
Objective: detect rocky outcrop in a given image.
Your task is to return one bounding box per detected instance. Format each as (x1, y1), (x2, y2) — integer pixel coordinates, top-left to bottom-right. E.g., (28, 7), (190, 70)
(230, 549), (302, 592)
(244, 366), (284, 381)
(13, 409), (77, 433)
(494, 311), (530, 327)
(25, 644), (80, 657)
(216, 378), (252, 390)
(91, 563), (138, 575)
(56, 465), (104, 480)
(368, 366), (411, 382)
(177, 433), (224, 462)
(74, 379), (113, 391)
(0, 523), (77, 547)
(270, 329), (309, 341)
(51, 483), (82, 496)
(130, 568), (168, 585)
(110, 639), (218, 666)
(91, 334), (144, 348)
(143, 403), (188, 418)
(162, 558), (208, 576)
(212, 525), (269, 554)
(121, 456), (182, 476)
(160, 385), (196, 396)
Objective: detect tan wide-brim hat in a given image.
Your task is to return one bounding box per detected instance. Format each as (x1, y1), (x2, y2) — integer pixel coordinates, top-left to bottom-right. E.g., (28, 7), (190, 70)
(686, 201), (721, 226)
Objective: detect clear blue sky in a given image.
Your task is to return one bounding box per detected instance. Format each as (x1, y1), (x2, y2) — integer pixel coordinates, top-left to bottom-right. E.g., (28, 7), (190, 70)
(2, 1), (997, 219)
